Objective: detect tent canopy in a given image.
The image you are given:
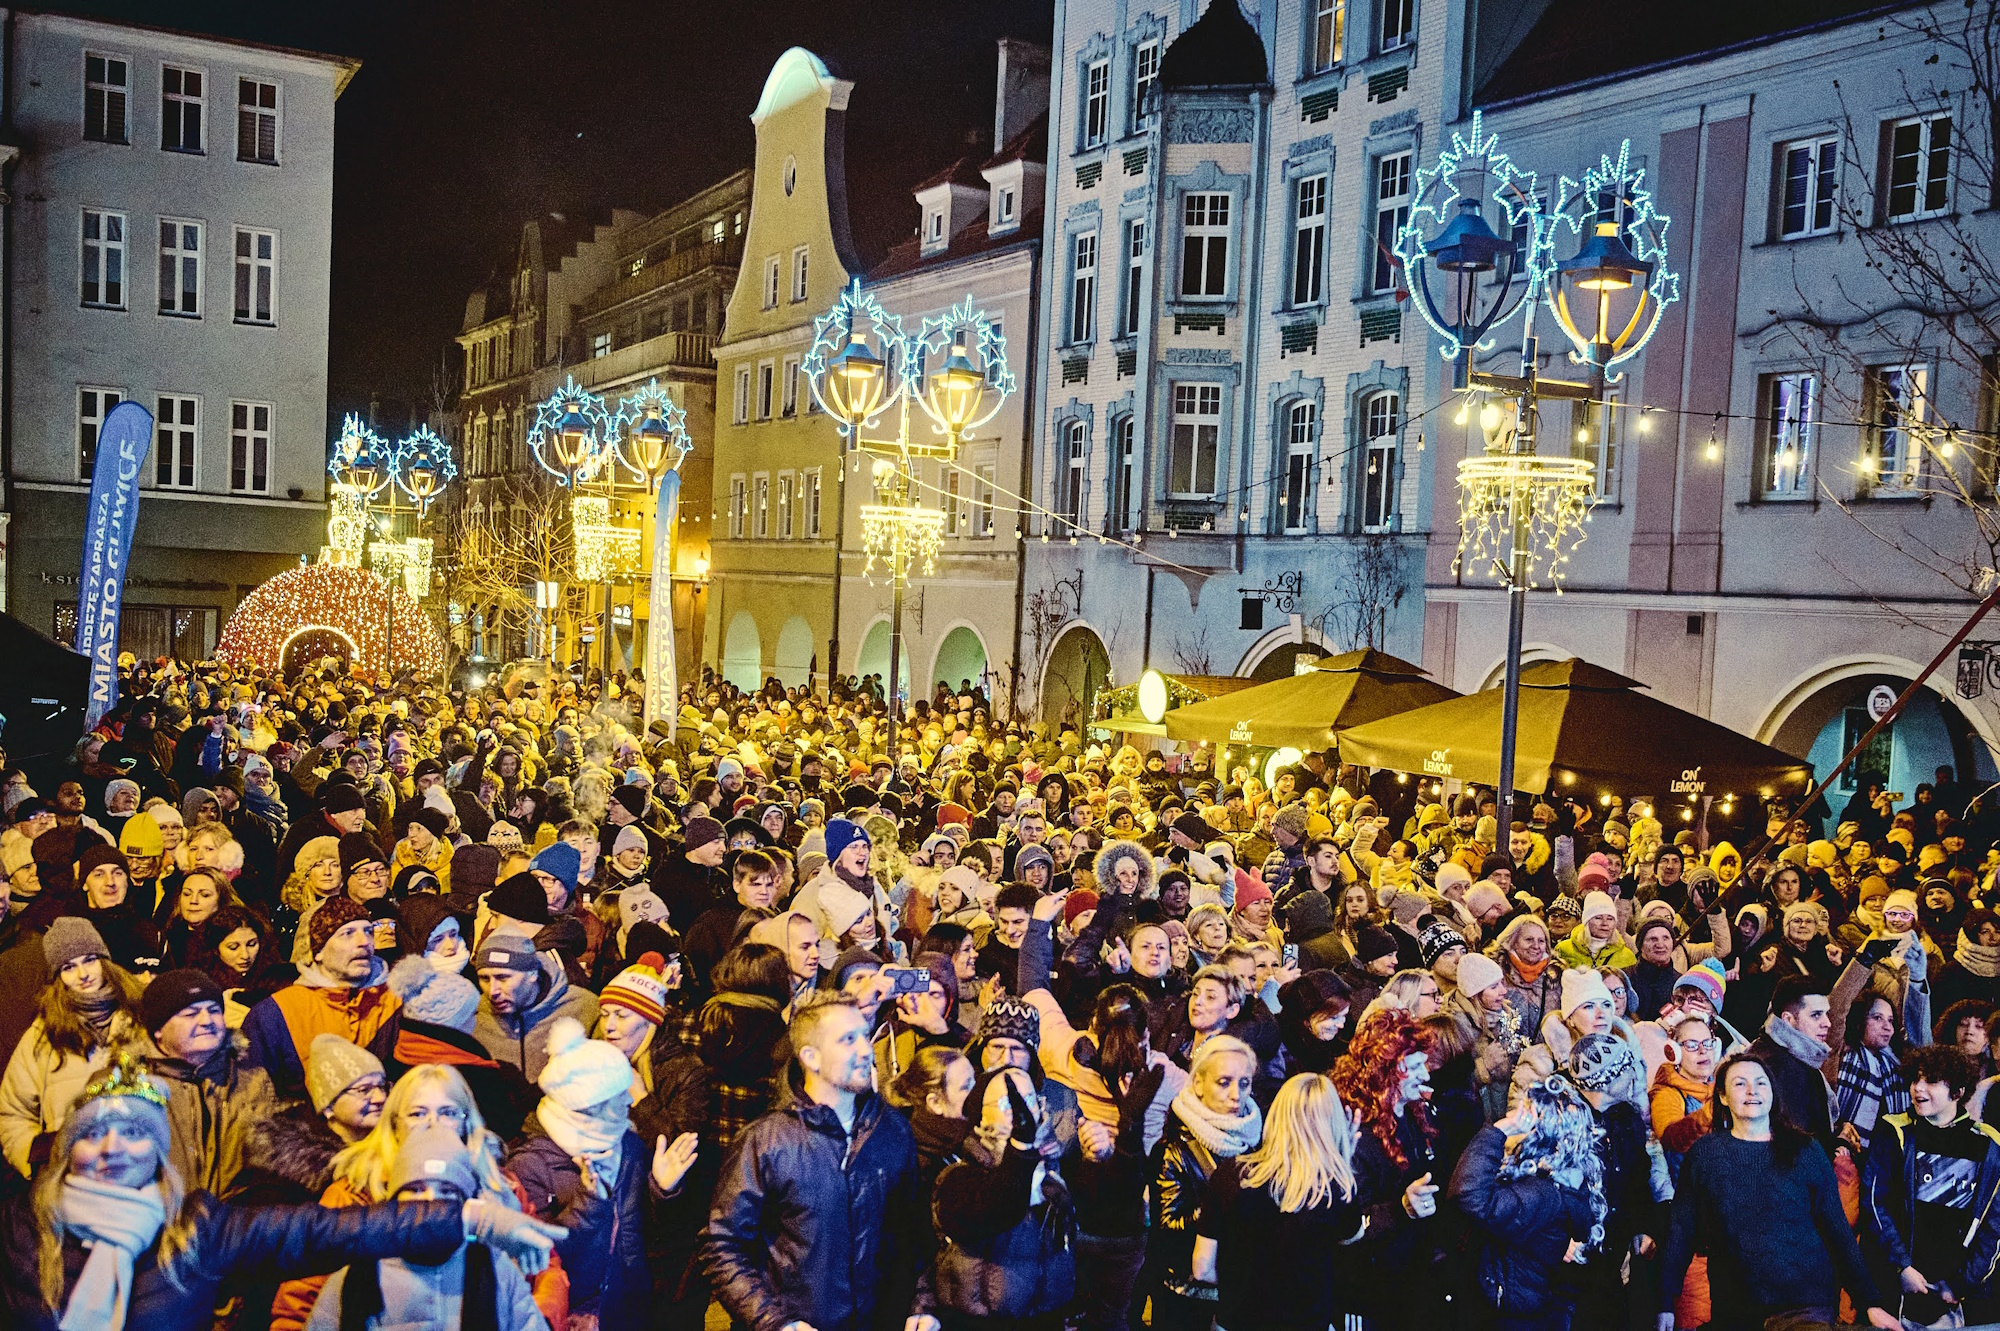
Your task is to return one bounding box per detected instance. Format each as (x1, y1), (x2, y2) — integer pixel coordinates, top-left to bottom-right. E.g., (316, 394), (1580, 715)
(0, 612), (89, 764)
(1163, 648), (1458, 750)
(1335, 657), (1814, 801)
(1094, 673), (1259, 738)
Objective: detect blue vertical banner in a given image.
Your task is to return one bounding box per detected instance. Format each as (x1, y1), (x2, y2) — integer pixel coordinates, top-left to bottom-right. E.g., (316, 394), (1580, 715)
(643, 468), (681, 734)
(74, 399), (154, 728)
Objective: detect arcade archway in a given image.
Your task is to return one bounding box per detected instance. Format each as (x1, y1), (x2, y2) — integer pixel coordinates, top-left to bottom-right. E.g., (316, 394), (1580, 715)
(1041, 623), (1111, 728)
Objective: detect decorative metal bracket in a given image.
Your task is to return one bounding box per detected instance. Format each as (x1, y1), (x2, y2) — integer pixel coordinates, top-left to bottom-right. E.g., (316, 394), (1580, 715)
(1239, 571), (1304, 614)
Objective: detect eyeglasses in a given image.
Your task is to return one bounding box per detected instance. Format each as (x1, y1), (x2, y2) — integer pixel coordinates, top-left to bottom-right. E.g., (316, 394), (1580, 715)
(1418, 986), (1442, 1000)
(1678, 1037), (1720, 1054)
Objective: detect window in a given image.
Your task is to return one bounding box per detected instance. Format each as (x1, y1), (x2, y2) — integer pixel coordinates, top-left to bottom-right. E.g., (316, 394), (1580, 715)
(1360, 391), (1400, 531)
(757, 361), (774, 420)
(237, 79), (279, 163)
(1110, 416), (1135, 531)
(1381, 0), (1416, 51)
(926, 209), (946, 243)
(1131, 41), (1160, 128)
(734, 367), (751, 424)
(728, 476), (747, 537)
(778, 473), (795, 539)
(804, 468), (823, 537)
(1313, 0), (1346, 71)
(229, 400), (272, 494)
(1084, 60), (1110, 148)
(162, 65), (203, 152)
(945, 469), (962, 536)
(1885, 114), (1951, 222)
(154, 218), (203, 317)
(1180, 193), (1231, 298)
(1372, 152), (1412, 294)
(1570, 394), (1621, 502)
(1069, 230), (1098, 344)
(78, 387), (124, 477)
(1866, 364), (1927, 492)
(763, 256), (780, 308)
(1121, 220), (1147, 335)
(84, 53), (129, 143)
(1758, 373), (1816, 498)
(1170, 384), (1221, 496)
(155, 395), (198, 489)
(1283, 401), (1316, 533)
(782, 355), (800, 416)
(791, 246), (809, 302)
(998, 187), (1017, 224)
(1292, 174), (1328, 305)
(1061, 421), (1087, 525)
(985, 318), (1006, 386)
(82, 210), (126, 308)
(1779, 136), (1838, 239)
(590, 330), (611, 358)
(976, 463), (997, 537)
(233, 227), (276, 323)
(753, 474), (770, 538)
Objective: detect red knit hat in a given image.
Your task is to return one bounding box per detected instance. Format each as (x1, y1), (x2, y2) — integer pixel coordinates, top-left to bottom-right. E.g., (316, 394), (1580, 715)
(1062, 889), (1099, 927)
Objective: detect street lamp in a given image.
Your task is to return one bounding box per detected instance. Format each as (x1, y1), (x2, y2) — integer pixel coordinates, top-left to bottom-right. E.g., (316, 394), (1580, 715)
(613, 379), (693, 733)
(805, 281), (1013, 756)
(1400, 119), (1677, 832)
(323, 415), (454, 676)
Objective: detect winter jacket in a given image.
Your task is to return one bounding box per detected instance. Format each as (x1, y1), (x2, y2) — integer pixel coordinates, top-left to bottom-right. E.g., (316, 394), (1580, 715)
(470, 947), (599, 1082)
(242, 959), (401, 1100)
(1449, 1124), (1596, 1319)
(701, 1072), (926, 1331)
(0, 1009), (148, 1176)
(504, 1113), (652, 1326)
(0, 1191), (465, 1331)
(1552, 923), (1637, 972)
(306, 1240), (546, 1331)
(1860, 1111), (2000, 1299)
(1146, 1114), (1224, 1294)
(654, 852), (728, 935)
(930, 1144), (1076, 1322)
(1745, 1028), (1836, 1153)
(149, 1032), (278, 1197)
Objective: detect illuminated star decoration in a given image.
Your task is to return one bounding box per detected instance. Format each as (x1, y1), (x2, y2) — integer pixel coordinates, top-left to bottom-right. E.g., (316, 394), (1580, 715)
(529, 377), (617, 486)
(802, 278), (910, 434)
(612, 379), (693, 484)
(216, 563), (446, 678)
(327, 414), (394, 497)
(1395, 109), (1549, 363)
(1543, 138), (1680, 380)
(910, 297), (1015, 445)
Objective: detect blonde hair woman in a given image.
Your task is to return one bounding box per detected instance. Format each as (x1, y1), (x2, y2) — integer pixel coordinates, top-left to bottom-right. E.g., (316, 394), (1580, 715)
(1191, 1072), (1366, 1329)
(268, 1063), (560, 1331)
(277, 836), (341, 965)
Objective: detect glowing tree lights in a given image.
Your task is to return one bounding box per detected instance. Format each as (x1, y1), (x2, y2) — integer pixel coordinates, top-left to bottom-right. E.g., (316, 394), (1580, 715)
(805, 278), (1010, 756)
(217, 563), (446, 679)
(1399, 121), (1677, 832)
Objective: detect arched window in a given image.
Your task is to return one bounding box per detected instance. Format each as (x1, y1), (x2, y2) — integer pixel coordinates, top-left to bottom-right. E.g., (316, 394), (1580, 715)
(1359, 390), (1400, 532)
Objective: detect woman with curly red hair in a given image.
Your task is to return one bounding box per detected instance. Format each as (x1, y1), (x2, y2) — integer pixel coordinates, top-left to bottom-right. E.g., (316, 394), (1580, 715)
(1331, 1008), (1444, 1330)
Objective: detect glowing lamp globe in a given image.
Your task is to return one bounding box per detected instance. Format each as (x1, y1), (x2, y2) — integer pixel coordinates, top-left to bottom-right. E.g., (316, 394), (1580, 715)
(628, 409), (675, 479)
(925, 331), (987, 442)
(822, 331), (887, 427)
(1137, 669), (1170, 725)
(553, 404), (596, 472)
(1557, 197), (1651, 291)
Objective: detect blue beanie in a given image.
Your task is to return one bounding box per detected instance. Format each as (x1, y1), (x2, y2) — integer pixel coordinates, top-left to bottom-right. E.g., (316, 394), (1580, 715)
(530, 841), (580, 894)
(823, 817), (872, 866)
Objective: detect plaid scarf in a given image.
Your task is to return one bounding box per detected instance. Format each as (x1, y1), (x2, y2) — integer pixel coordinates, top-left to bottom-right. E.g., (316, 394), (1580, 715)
(1833, 1044), (1909, 1147)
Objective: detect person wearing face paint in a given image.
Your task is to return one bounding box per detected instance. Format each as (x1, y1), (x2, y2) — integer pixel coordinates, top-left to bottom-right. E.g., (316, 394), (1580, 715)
(142, 968), (277, 1197)
(0, 1052), (567, 1331)
(1331, 1009), (1444, 1331)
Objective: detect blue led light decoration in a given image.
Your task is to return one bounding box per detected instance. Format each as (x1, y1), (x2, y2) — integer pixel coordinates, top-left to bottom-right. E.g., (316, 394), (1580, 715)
(529, 377), (616, 486)
(612, 379), (692, 487)
(1395, 111), (1548, 386)
(803, 278), (911, 439)
(328, 414), (395, 498)
(392, 425), (458, 516)
(911, 297), (1014, 450)
(1543, 140), (1679, 380)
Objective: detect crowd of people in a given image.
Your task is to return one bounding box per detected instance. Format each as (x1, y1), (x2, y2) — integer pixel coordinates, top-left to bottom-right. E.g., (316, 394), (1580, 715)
(0, 652), (1996, 1331)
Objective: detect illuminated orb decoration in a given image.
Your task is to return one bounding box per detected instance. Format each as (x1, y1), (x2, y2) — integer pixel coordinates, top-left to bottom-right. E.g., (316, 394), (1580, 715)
(803, 278), (908, 431)
(571, 496), (644, 582)
(1138, 669), (1170, 724)
(614, 379), (692, 485)
(1263, 746), (1305, 788)
(911, 297), (1014, 449)
(216, 563), (446, 679)
(1453, 452), (1597, 591)
(530, 378), (615, 486)
(393, 425), (458, 514)
(859, 503), (945, 580)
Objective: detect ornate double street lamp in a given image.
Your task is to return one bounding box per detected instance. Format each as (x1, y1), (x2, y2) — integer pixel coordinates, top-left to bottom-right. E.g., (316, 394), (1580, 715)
(805, 277), (1013, 759)
(1399, 113), (1678, 829)
(529, 375), (692, 727)
(325, 415), (457, 676)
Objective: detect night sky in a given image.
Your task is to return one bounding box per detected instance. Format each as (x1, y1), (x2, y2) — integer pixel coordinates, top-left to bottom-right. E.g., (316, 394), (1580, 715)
(47, 1), (1055, 428)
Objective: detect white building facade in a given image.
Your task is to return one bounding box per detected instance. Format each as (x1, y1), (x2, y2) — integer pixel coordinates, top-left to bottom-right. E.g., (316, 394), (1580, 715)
(1425, 1), (2000, 798)
(2, 11), (356, 657)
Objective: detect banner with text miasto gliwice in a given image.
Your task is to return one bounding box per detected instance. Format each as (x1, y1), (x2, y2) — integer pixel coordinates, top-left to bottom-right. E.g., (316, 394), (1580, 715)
(74, 400), (155, 728)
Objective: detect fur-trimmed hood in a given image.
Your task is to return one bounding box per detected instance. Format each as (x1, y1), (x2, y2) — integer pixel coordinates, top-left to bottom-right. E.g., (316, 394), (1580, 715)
(236, 1097), (345, 1199)
(1094, 839), (1156, 899)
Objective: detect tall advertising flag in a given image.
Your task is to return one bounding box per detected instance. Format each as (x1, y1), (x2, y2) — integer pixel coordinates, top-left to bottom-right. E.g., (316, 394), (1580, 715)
(75, 400), (154, 728)
(643, 468), (681, 734)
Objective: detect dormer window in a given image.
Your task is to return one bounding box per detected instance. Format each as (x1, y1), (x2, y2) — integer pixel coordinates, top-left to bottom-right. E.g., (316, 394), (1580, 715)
(926, 209), (946, 243)
(998, 188), (1016, 224)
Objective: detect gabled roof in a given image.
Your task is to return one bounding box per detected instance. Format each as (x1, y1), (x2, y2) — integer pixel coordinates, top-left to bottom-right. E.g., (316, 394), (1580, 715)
(1476, 0), (1911, 106)
(868, 208), (1043, 281)
(1160, 0), (1272, 92)
(913, 156), (990, 194)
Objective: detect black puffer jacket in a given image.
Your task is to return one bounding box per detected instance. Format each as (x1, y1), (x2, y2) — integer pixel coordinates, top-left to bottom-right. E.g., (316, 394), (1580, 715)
(0, 1191), (462, 1331)
(931, 1145), (1076, 1321)
(505, 1113), (653, 1326)
(1449, 1124), (1596, 1318)
(700, 1067), (924, 1331)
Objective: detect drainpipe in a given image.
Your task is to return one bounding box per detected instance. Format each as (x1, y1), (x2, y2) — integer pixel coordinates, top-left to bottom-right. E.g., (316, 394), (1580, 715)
(1009, 243), (1042, 721)
(1, 9), (15, 615)
(1235, 85), (1271, 582)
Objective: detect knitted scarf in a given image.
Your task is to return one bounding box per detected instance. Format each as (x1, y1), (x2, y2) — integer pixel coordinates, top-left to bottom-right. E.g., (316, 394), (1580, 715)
(1956, 931), (2000, 979)
(1509, 953), (1554, 985)
(536, 1099), (625, 1198)
(1833, 1043), (1909, 1146)
(1761, 1011), (1832, 1067)
(1169, 1086), (1264, 1159)
(55, 1176), (167, 1331)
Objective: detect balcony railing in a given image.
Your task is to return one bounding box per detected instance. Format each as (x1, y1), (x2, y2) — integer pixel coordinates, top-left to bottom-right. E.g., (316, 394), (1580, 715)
(580, 239), (742, 321)
(570, 330), (715, 389)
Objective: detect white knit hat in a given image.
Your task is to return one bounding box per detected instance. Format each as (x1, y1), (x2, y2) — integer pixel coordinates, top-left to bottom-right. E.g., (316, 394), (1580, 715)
(1456, 951), (1504, 998)
(1434, 863), (1473, 896)
(537, 1017), (635, 1110)
(1581, 891), (1618, 925)
(1560, 967), (1614, 1018)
